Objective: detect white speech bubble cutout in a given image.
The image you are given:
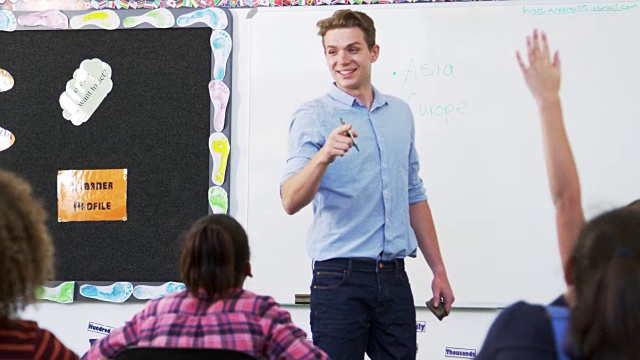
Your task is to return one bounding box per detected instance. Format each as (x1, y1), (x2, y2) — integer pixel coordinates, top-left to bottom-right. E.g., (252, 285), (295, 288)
(59, 59), (113, 126)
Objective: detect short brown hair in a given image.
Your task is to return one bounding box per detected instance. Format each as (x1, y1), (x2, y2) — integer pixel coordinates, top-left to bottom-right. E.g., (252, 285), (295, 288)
(317, 9), (376, 50)
(180, 214), (250, 300)
(0, 171), (54, 325)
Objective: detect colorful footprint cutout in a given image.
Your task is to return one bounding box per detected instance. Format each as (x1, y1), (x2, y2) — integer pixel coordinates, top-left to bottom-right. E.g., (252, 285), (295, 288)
(208, 186), (228, 214)
(0, 10), (17, 32)
(70, 10), (120, 30)
(0, 127), (15, 152)
(176, 8), (227, 29)
(79, 282), (133, 303)
(132, 282), (186, 300)
(211, 30), (232, 81)
(18, 9), (69, 29)
(209, 132), (229, 186)
(209, 80), (230, 132)
(35, 281), (75, 304)
(0, 68), (14, 92)
(123, 8), (174, 29)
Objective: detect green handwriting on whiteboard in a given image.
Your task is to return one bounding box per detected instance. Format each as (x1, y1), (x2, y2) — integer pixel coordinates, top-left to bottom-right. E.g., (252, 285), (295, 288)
(401, 58), (455, 83)
(522, 3), (638, 15)
(407, 93), (469, 123)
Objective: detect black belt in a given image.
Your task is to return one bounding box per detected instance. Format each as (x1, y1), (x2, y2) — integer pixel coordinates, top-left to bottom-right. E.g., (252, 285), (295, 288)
(314, 257), (404, 271)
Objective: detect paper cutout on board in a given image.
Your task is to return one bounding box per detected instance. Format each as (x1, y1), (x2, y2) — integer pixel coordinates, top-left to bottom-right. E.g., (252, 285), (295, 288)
(211, 29), (232, 81)
(208, 186), (228, 214)
(79, 282), (133, 303)
(208, 80), (230, 132)
(209, 132), (229, 186)
(176, 8), (227, 29)
(57, 169), (128, 222)
(0, 10), (16, 32)
(59, 59), (113, 126)
(18, 9), (69, 29)
(35, 281), (75, 304)
(123, 8), (174, 29)
(0, 68), (14, 92)
(133, 282), (186, 300)
(70, 10), (120, 30)
(0, 126), (15, 152)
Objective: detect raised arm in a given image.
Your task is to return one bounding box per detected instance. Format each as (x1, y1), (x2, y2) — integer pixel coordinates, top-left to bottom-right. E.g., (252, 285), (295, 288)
(516, 30), (585, 280)
(281, 124), (356, 215)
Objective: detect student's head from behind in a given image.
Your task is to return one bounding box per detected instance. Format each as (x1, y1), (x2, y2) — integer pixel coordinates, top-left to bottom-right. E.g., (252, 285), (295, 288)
(0, 170), (54, 325)
(180, 214), (252, 300)
(569, 206), (640, 359)
(317, 10), (379, 95)
(625, 198), (640, 211)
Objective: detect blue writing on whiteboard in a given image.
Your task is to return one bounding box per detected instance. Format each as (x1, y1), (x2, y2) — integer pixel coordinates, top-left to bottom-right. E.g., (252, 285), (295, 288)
(522, 3), (638, 15)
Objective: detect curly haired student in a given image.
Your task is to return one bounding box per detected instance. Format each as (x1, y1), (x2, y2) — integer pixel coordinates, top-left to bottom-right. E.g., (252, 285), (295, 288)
(0, 170), (79, 360)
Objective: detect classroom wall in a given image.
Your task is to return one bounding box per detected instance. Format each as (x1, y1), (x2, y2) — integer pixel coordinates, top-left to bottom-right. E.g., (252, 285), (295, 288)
(19, 7), (501, 359)
(22, 302), (499, 359)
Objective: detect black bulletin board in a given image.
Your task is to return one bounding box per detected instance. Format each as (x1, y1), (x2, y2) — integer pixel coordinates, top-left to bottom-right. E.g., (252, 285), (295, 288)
(0, 9), (232, 287)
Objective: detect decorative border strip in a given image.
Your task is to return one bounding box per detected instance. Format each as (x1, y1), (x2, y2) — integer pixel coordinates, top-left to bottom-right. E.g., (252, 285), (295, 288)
(2, 0), (468, 11)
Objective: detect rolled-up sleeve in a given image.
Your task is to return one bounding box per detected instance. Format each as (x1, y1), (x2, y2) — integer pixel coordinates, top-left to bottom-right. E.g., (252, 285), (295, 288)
(281, 107), (324, 186)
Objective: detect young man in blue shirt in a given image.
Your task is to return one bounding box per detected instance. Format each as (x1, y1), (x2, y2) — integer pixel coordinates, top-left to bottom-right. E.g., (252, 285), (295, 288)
(280, 9), (454, 359)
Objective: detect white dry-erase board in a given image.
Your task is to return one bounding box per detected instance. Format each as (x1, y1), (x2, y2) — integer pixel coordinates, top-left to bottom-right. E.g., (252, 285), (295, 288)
(239, 0), (640, 307)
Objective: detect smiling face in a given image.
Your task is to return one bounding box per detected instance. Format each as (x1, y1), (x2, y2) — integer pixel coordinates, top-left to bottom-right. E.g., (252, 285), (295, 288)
(323, 27), (379, 100)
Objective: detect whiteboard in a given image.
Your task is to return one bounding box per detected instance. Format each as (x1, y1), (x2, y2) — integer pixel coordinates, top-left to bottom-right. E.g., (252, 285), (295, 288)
(240, 1), (640, 307)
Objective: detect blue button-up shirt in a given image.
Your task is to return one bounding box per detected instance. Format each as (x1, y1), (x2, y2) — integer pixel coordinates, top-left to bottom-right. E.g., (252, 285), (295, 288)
(282, 85), (428, 261)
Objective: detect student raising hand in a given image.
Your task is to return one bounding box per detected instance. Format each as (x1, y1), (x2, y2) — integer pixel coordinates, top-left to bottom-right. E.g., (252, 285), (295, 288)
(516, 29), (561, 105)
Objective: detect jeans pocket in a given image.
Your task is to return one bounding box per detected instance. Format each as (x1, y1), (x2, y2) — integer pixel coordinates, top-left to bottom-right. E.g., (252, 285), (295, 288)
(396, 270), (411, 287)
(312, 270), (347, 290)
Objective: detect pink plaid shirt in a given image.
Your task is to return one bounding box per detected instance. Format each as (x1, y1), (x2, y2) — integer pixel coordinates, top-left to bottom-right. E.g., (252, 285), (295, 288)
(83, 289), (328, 360)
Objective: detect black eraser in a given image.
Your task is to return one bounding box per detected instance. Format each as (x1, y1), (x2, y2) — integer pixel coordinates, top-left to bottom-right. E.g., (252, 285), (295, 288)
(426, 301), (448, 321)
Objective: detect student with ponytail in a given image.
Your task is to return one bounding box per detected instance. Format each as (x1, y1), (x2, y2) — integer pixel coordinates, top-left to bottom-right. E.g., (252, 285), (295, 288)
(476, 30), (640, 360)
(84, 214), (328, 360)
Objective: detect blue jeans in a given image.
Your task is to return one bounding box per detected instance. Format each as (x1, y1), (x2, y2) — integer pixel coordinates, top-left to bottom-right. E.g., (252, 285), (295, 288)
(310, 258), (416, 360)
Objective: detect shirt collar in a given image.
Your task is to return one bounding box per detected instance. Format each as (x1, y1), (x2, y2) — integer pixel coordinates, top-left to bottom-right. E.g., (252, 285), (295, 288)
(328, 83), (388, 111)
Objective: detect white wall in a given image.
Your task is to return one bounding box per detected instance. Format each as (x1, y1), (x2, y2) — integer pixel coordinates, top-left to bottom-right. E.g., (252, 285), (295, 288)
(22, 301), (498, 359)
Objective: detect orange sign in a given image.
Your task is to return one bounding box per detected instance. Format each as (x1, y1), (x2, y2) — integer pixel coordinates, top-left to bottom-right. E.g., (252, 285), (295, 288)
(57, 169), (128, 222)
